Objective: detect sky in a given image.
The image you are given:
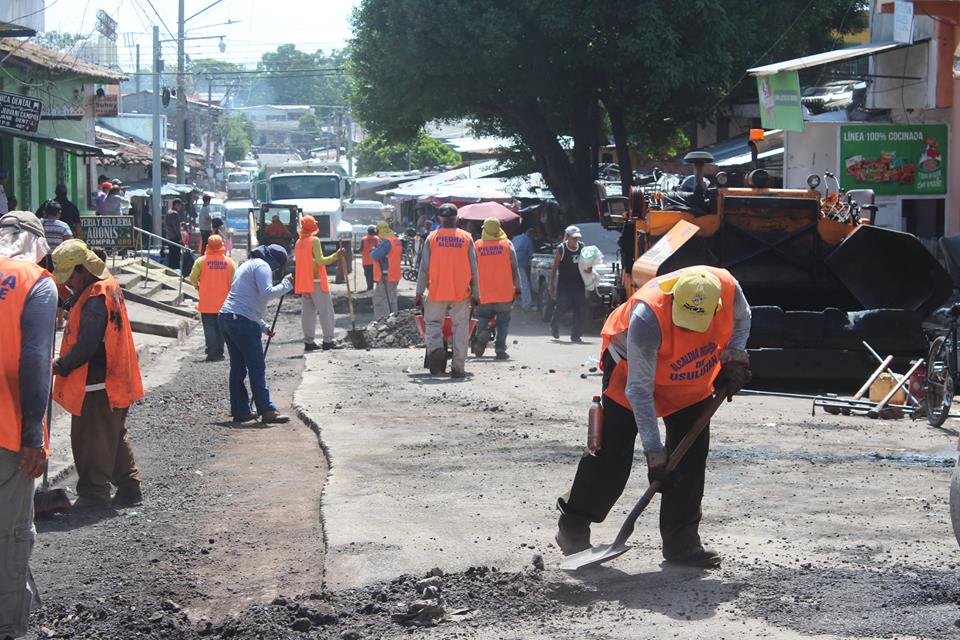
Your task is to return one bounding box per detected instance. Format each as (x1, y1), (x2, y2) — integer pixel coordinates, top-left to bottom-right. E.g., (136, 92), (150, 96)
(42, 0), (360, 70)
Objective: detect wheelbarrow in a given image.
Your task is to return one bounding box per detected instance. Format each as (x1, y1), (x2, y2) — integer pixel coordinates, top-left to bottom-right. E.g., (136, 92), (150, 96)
(414, 313), (479, 371)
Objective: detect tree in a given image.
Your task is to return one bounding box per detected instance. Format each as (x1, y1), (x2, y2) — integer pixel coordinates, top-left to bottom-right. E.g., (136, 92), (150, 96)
(299, 112), (320, 132)
(353, 133), (461, 174)
(248, 45), (350, 108)
(350, 0), (867, 219)
(189, 58), (248, 101)
(33, 31), (85, 51)
(218, 114), (256, 162)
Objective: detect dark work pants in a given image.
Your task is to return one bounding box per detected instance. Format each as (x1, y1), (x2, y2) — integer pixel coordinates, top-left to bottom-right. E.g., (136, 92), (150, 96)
(559, 391), (712, 559)
(201, 312), (225, 358)
(200, 230), (211, 254)
(363, 264), (374, 291)
(167, 243), (181, 271)
(552, 287), (587, 340)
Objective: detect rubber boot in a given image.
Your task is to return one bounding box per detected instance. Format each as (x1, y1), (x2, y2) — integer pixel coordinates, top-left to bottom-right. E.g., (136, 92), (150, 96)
(427, 348), (447, 375)
(555, 512), (591, 556)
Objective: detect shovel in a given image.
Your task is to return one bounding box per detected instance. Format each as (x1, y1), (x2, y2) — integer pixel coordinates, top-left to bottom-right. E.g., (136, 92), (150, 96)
(263, 294), (285, 357)
(339, 249), (369, 349)
(559, 384), (727, 571)
(34, 386), (71, 517)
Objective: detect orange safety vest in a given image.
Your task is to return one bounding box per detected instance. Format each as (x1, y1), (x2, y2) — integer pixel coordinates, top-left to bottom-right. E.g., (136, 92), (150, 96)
(475, 239), (515, 304)
(0, 259), (51, 454)
(294, 236), (329, 294)
(373, 236), (403, 283)
(196, 254), (235, 314)
(601, 266), (736, 417)
(427, 228), (473, 302)
(361, 235), (378, 266)
(54, 276), (144, 417)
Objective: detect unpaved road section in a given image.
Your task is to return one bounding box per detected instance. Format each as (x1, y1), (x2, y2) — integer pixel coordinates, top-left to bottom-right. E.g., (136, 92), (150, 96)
(296, 311), (960, 639)
(28, 305), (326, 631)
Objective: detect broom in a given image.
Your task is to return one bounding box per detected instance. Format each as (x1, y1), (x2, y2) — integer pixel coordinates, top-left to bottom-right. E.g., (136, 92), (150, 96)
(34, 383), (71, 516)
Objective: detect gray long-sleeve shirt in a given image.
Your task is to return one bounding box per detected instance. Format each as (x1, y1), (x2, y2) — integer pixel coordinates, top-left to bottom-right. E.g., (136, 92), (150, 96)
(610, 282), (751, 454)
(415, 229), (480, 300)
(56, 295), (107, 382)
(20, 276), (58, 448)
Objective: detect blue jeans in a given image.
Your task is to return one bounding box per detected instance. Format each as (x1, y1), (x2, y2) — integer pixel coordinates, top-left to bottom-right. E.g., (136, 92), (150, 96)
(201, 313), (224, 358)
(475, 304), (511, 354)
(218, 313), (276, 417)
(519, 267), (533, 309)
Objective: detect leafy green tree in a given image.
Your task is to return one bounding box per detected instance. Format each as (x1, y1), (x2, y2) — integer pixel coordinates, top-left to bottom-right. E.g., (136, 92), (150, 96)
(299, 112), (320, 131)
(353, 132), (461, 174)
(350, 0), (867, 218)
(189, 59), (248, 99)
(218, 114), (256, 162)
(249, 45), (350, 108)
(33, 31), (85, 51)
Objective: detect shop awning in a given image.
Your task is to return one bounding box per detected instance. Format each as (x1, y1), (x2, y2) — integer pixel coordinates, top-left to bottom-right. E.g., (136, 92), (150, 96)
(0, 127), (117, 158)
(748, 40), (924, 76)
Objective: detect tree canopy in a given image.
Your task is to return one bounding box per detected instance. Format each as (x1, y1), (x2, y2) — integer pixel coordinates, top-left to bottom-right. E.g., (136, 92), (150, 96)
(248, 45), (349, 108)
(354, 133), (461, 175)
(218, 114), (257, 163)
(350, 0), (867, 218)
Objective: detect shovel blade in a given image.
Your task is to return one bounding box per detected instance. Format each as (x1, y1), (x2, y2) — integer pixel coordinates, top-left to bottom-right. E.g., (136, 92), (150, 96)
(348, 329), (369, 349)
(559, 542), (631, 571)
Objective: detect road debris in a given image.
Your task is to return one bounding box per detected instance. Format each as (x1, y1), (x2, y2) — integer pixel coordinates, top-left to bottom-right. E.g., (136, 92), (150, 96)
(364, 309), (424, 348)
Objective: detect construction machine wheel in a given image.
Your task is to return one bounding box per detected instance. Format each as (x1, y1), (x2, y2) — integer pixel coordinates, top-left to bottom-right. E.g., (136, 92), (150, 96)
(950, 465), (960, 548)
(925, 336), (953, 429)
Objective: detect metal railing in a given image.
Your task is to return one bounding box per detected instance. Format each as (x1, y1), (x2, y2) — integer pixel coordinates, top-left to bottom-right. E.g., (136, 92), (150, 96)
(133, 226), (194, 303)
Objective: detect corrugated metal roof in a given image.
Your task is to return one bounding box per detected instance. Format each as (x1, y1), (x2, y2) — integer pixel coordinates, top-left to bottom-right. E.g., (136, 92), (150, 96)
(747, 41), (920, 76)
(0, 38), (127, 83)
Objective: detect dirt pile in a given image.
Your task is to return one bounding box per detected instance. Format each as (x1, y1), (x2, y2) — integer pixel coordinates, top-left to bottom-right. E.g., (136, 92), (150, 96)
(364, 309), (424, 348)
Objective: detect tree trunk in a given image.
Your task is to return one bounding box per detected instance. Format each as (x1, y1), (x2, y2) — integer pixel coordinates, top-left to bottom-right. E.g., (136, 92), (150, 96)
(602, 94), (633, 201)
(571, 87), (599, 222)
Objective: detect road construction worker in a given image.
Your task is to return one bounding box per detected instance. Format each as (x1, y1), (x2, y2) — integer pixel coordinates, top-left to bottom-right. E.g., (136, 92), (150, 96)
(189, 234), (236, 362)
(51, 239), (144, 509)
(361, 226), (378, 291)
(294, 215), (343, 352)
(219, 245), (293, 424)
(370, 220), (402, 318)
(0, 211), (56, 639)
(472, 218), (521, 360)
(414, 203), (479, 378)
(549, 225), (587, 343)
(556, 266), (752, 568)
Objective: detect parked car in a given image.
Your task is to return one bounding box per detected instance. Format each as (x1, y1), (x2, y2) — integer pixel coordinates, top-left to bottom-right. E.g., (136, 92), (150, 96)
(529, 222), (623, 322)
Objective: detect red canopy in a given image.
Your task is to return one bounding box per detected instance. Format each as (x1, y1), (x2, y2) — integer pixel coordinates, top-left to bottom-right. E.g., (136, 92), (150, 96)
(455, 201), (521, 224)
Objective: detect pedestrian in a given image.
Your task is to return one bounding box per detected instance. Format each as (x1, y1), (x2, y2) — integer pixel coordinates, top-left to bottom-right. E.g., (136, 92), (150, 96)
(361, 225), (379, 291)
(472, 218), (521, 360)
(549, 225), (588, 343)
(0, 210), (56, 640)
(41, 200), (73, 253)
(370, 220), (402, 318)
(294, 215), (342, 352)
(511, 227), (537, 310)
(189, 234), (235, 362)
(165, 199), (184, 271)
(94, 181), (111, 215)
(0, 167), (8, 215)
(556, 266), (752, 567)
(51, 239), (145, 509)
(198, 194), (213, 253)
(101, 186), (129, 215)
(218, 244), (293, 424)
(54, 183), (81, 234)
(414, 203), (479, 378)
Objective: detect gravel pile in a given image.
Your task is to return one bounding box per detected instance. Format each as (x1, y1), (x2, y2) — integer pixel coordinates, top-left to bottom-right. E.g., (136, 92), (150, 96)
(364, 309), (424, 348)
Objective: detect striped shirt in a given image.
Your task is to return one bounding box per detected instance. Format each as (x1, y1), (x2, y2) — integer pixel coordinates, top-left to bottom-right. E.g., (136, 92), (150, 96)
(42, 218), (73, 250)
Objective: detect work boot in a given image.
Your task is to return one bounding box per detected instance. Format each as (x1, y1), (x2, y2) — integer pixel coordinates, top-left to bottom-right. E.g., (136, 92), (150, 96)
(555, 512), (591, 556)
(450, 368), (466, 379)
(261, 411), (291, 424)
(664, 546), (722, 568)
(495, 351), (509, 360)
(72, 495), (112, 510)
(205, 354), (225, 362)
(234, 413), (258, 423)
(112, 488), (143, 508)
(551, 324), (559, 339)
(472, 329), (490, 357)
(304, 342), (321, 352)
(427, 348), (447, 375)
(571, 336), (584, 344)
(322, 342), (341, 350)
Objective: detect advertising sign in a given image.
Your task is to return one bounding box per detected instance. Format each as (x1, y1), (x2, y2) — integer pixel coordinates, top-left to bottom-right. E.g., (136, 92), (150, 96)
(894, 1), (914, 44)
(0, 91), (42, 133)
(80, 215), (135, 249)
(94, 94), (119, 117)
(839, 124), (948, 195)
(756, 71), (804, 132)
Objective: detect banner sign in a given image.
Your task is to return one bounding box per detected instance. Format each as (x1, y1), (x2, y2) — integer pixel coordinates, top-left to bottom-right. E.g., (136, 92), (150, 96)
(80, 215), (135, 249)
(94, 94), (119, 117)
(0, 91), (42, 133)
(757, 71), (804, 132)
(894, 1), (914, 44)
(839, 124), (948, 195)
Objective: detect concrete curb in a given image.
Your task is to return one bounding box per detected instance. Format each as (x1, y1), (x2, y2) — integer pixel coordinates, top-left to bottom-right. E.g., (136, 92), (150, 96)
(292, 402), (332, 551)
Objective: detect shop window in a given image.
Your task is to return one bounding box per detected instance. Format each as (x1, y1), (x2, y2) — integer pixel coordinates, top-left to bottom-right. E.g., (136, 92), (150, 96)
(901, 198), (945, 240)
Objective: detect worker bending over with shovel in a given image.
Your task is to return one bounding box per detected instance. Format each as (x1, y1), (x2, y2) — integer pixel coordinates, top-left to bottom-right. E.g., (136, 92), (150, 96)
(52, 239), (144, 509)
(414, 204), (479, 378)
(556, 266), (751, 568)
(472, 217), (521, 359)
(294, 215), (342, 352)
(370, 220), (402, 318)
(0, 211), (56, 640)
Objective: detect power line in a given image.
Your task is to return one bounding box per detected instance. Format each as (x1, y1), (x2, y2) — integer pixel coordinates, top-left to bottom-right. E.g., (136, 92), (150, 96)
(141, 0), (176, 40)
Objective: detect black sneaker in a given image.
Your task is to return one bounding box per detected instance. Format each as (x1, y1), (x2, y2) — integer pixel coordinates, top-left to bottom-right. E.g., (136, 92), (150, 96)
(112, 489), (143, 508)
(233, 413), (258, 423)
(571, 336), (584, 344)
(450, 368), (466, 379)
(664, 546), (722, 568)
(304, 342), (321, 352)
(495, 352), (509, 360)
(551, 325), (559, 339)
(555, 513), (591, 556)
(205, 354), (225, 362)
(427, 348), (447, 375)
(322, 342), (341, 350)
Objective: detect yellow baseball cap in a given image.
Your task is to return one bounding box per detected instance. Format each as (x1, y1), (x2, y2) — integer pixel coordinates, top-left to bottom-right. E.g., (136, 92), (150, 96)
(51, 239), (110, 285)
(659, 268), (722, 333)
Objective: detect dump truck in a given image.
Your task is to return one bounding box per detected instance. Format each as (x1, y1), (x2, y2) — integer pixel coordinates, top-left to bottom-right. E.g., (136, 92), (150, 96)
(603, 135), (952, 383)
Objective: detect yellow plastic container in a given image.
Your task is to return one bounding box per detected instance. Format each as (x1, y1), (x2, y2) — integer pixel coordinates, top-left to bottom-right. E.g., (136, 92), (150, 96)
(869, 372), (906, 406)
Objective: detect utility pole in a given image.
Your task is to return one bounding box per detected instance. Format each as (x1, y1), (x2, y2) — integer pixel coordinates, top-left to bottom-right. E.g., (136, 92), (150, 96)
(206, 76), (213, 190)
(175, 0), (186, 184)
(134, 44), (141, 100)
(151, 26), (162, 238)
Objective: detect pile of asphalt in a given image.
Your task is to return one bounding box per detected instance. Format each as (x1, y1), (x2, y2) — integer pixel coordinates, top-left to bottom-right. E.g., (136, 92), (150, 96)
(364, 309), (425, 349)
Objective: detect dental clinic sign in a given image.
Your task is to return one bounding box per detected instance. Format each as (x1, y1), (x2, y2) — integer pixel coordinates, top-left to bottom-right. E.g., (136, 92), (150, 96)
(839, 124), (948, 196)
(0, 90), (42, 133)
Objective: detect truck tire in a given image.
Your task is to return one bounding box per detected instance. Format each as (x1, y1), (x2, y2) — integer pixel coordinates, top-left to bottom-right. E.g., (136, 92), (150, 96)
(951, 465), (960, 548)
(848, 309), (927, 352)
